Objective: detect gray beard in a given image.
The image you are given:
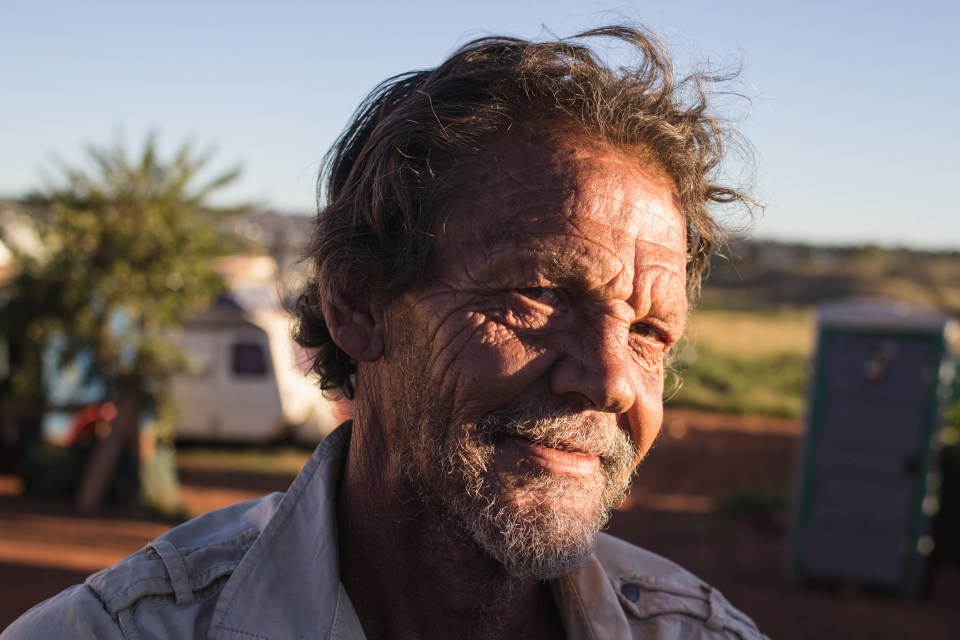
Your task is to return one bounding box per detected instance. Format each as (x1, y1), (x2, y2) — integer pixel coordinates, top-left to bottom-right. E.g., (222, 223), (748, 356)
(396, 378), (636, 580)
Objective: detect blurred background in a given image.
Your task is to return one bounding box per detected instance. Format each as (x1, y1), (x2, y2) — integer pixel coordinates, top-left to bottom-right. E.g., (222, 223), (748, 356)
(2, 1), (959, 638)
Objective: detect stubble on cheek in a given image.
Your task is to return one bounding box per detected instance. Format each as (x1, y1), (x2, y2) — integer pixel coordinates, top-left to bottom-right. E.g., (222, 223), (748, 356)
(386, 304), (644, 578)
(474, 402), (636, 509)
(398, 385), (640, 578)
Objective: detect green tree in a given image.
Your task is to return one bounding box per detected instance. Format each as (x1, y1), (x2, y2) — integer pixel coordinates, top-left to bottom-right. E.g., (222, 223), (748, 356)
(0, 133), (244, 509)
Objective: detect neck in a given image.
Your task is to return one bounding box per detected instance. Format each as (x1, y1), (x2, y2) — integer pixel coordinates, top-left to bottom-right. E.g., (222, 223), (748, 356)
(337, 411), (565, 640)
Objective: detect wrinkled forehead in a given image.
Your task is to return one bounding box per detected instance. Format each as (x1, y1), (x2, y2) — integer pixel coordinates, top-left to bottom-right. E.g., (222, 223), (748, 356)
(438, 130), (686, 259)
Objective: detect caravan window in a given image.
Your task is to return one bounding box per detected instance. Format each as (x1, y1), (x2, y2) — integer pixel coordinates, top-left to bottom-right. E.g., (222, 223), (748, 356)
(231, 342), (269, 376)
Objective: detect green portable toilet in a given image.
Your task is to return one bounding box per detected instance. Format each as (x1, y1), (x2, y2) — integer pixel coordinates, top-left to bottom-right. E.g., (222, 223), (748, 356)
(788, 299), (957, 594)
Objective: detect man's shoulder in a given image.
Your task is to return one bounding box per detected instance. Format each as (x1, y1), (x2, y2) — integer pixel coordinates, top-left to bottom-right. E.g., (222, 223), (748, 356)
(591, 533), (767, 639)
(593, 532), (712, 590)
(1, 584), (125, 639)
(1, 494), (283, 640)
(87, 496), (278, 616)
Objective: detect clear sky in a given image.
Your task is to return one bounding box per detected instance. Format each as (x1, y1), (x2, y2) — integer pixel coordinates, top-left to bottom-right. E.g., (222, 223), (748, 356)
(3, 1), (958, 249)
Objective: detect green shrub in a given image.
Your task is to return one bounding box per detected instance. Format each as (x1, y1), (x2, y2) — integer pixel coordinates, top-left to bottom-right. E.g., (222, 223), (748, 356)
(669, 346), (808, 418)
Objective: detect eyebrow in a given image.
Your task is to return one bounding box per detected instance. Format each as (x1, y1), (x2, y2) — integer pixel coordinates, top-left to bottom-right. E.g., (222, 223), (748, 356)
(479, 219), (527, 247)
(543, 252), (590, 288)
(482, 222), (609, 286)
(480, 222), (628, 292)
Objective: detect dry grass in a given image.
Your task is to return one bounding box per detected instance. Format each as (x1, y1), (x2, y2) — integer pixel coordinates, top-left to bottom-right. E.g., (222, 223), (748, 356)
(684, 308), (814, 358)
(669, 308), (815, 418)
(176, 445), (311, 476)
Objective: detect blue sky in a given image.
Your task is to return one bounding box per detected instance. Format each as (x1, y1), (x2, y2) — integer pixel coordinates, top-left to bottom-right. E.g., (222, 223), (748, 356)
(3, 1), (958, 249)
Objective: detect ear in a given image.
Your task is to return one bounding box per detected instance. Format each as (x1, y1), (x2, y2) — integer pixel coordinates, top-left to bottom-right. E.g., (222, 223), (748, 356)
(321, 296), (384, 362)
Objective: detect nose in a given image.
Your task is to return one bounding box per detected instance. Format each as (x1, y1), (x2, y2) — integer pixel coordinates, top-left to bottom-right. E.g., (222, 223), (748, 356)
(549, 316), (635, 413)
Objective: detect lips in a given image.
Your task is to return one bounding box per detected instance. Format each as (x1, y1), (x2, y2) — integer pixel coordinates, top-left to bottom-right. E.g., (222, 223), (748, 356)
(498, 434), (601, 476)
(545, 440), (593, 455)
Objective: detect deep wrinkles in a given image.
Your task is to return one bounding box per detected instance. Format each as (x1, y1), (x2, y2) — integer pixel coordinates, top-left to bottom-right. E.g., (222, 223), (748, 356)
(450, 398), (636, 579)
(396, 352), (638, 580)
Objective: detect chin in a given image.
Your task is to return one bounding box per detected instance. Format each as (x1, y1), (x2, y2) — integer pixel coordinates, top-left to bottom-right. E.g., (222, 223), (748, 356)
(460, 469), (619, 580)
(396, 388), (635, 579)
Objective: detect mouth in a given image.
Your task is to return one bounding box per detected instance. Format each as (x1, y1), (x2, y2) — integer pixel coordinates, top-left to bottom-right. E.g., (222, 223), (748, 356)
(498, 434), (601, 476)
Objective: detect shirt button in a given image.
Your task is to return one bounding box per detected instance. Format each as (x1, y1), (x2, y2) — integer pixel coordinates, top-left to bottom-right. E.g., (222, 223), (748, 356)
(621, 582), (641, 602)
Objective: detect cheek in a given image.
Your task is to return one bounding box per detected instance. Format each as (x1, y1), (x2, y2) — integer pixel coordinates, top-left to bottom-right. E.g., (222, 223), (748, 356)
(471, 320), (551, 378)
(449, 318), (552, 412)
(623, 369), (666, 463)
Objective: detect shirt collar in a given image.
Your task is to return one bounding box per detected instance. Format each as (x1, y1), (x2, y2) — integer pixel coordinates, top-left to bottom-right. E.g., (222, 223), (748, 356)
(208, 422), (365, 640)
(552, 546), (632, 639)
(207, 421), (623, 639)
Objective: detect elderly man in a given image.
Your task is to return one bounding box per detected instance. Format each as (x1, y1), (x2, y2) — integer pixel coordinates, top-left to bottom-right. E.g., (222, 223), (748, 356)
(4, 26), (765, 639)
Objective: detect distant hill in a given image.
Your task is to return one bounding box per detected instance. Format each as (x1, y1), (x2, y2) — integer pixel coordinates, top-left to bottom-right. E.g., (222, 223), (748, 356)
(701, 238), (960, 314)
(238, 213), (960, 315)
(9, 200), (953, 316)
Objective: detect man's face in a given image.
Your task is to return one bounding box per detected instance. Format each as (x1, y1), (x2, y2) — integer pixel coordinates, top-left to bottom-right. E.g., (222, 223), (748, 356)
(376, 132), (688, 579)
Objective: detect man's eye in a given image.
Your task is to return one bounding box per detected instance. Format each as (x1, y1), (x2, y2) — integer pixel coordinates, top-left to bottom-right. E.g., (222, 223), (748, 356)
(630, 321), (662, 340)
(516, 287), (560, 304)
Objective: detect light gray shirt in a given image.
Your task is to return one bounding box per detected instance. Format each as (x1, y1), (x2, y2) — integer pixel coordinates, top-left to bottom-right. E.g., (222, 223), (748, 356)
(3, 423), (766, 639)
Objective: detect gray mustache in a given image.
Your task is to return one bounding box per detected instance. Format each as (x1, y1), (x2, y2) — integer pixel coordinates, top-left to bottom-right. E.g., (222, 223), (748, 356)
(473, 399), (631, 460)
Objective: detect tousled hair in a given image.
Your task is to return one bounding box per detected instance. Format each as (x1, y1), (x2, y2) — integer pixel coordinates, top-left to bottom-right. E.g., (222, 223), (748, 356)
(294, 25), (756, 398)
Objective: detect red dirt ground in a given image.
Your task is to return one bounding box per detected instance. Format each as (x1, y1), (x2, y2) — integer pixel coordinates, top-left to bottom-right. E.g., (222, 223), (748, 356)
(2, 409), (958, 638)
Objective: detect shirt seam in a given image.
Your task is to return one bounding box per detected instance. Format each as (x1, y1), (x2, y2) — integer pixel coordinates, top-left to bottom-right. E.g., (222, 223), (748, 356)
(627, 609), (755, 639)
(213, 425), (350, 638)
(102, 560), (242, 612)
(562, 572), (597, 640)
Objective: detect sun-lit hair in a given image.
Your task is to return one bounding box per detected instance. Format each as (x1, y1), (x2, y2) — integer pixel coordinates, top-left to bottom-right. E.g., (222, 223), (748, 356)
(294, 25), (755, 397)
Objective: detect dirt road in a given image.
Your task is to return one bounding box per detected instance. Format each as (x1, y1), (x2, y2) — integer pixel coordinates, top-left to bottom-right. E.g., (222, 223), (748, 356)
(2, 410), (958, 638)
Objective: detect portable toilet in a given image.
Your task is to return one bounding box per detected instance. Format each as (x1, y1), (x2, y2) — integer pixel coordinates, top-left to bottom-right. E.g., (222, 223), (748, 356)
(788, 299), (957, 594)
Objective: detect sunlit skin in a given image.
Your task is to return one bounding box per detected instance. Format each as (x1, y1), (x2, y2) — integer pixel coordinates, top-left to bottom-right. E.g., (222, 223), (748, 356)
(330, 128), (688, 640)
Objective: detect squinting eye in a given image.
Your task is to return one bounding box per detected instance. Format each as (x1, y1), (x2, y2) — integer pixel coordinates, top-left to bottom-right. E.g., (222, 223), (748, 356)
(516, 287), (560, 304)
(630, 321), (661, 339)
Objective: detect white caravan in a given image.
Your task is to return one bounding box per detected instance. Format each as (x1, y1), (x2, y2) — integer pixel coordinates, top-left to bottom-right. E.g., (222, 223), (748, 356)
(170, 305), (347, 444)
